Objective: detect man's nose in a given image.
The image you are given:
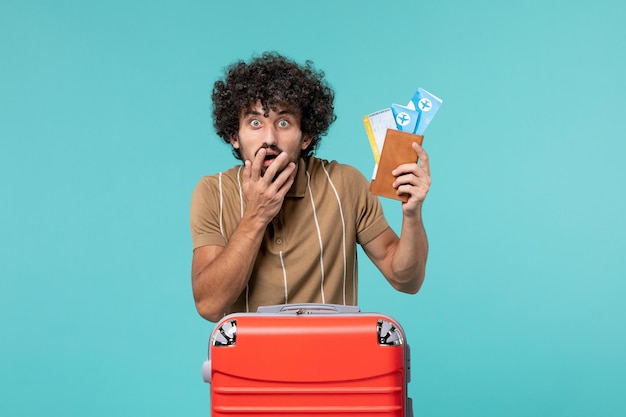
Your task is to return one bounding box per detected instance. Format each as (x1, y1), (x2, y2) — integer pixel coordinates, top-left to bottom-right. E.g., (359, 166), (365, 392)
(263, 125), (278, 145)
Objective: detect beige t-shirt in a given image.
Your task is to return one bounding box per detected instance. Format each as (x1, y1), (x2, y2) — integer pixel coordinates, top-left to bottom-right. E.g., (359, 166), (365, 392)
(190, 156), (389, 314)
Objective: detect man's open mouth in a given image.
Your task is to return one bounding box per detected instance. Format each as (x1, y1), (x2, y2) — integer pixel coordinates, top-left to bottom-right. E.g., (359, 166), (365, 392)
(262, 153), (279, 171)
(256, 145), (283, 170)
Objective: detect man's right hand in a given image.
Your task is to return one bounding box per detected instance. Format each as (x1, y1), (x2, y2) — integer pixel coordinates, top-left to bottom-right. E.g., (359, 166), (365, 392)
(241, 148), (297, 225)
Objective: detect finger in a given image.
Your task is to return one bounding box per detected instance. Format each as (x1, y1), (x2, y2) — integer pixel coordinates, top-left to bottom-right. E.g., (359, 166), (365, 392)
(393, 162), (419, 177)
(393, 167), (432, 189)
(393, 172), (420, 190)
(250, 148), (266, 181)
(243, 159), (252, 181)
(272, 162), (297, 194)
(413, 142), (430, 176)
(263, 152), (290, 182)
(396, 181), (429, 202)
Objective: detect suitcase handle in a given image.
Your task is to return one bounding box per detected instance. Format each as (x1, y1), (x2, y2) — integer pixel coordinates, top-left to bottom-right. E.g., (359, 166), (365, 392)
(257, 303), (361, 314)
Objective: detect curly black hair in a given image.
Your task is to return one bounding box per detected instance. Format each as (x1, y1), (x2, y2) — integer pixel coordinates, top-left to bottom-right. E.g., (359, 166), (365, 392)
(211, 52), (337, 160)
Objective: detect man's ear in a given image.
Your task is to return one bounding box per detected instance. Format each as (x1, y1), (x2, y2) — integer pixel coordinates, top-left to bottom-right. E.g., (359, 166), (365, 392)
(301, 135), (313, 150)
(229, 135), (240, 149)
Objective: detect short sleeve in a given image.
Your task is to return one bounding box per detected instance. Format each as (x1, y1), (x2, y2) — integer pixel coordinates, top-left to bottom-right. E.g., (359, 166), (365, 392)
(189, 176), (228, 250)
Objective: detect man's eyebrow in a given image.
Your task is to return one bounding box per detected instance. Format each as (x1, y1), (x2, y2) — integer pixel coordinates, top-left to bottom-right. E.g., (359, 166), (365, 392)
(242, 109), (263, 116)
(242, 108), (298, 117)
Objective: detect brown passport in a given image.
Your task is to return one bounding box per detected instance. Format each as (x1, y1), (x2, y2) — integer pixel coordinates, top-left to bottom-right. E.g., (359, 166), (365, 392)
(369, 129), (424, 202)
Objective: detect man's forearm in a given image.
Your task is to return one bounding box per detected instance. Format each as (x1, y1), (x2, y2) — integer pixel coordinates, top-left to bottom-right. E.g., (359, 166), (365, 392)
(391, 213), (428, 293)
(192, 218), (267, 321)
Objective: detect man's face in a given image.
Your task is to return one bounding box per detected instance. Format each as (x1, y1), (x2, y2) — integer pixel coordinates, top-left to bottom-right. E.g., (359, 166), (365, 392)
(230, 101), (311, 174)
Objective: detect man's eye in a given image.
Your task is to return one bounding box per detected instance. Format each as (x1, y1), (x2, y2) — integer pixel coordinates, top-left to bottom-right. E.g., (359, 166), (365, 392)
(277, 120), (290, 128)
(250, 120), (261, 127)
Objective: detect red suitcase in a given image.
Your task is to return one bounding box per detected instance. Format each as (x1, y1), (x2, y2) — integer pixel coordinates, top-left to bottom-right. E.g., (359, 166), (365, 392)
(202, 303), (413, 416)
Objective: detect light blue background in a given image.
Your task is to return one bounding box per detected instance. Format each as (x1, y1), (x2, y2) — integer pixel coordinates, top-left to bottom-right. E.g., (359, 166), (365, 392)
(1, 1), (625, 416)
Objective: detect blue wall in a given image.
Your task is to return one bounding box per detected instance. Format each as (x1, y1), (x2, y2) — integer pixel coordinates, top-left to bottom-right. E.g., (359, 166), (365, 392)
(1, 1), (625, 415)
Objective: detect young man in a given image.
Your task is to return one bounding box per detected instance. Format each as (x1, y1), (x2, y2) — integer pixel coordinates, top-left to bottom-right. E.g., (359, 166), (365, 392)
(190, 52), (431, 322)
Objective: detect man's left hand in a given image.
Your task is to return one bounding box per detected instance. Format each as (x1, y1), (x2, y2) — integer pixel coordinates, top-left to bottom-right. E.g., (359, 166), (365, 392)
(391, 142), (431, 216)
